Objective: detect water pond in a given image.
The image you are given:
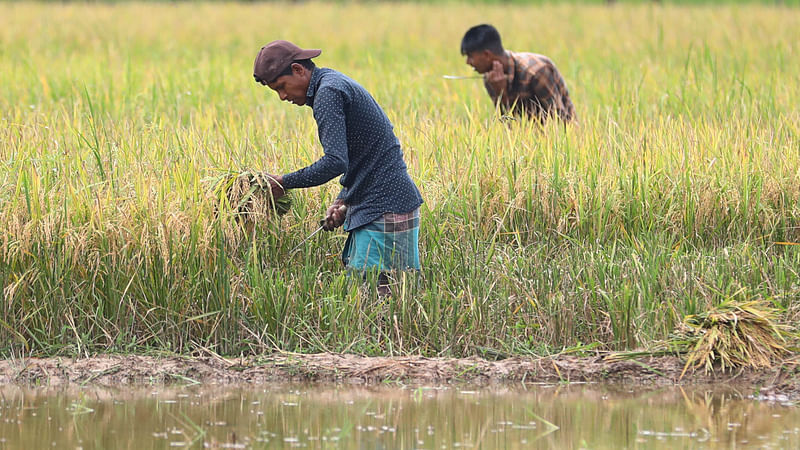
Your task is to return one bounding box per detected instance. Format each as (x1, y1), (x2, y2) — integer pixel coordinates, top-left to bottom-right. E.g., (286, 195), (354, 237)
(0, 383), (797, 448)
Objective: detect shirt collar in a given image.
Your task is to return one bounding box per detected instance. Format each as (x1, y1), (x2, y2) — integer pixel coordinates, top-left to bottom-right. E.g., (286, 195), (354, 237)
(305, 67), (323, 107)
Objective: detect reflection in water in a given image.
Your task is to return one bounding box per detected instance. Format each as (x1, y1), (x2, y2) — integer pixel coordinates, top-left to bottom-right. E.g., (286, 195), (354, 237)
(0, 383), (797, 449)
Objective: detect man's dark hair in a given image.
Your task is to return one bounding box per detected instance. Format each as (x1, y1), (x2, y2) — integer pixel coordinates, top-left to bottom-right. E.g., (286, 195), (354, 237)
(255, 59), (316, 85)
(460, 24), (504, 56)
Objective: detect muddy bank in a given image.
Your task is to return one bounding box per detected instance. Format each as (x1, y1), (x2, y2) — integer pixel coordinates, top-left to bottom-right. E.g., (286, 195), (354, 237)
(1, 353), (798, 398)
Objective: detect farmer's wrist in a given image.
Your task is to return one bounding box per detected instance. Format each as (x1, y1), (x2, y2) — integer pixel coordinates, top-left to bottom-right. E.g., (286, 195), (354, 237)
(278, 173), (294, 190)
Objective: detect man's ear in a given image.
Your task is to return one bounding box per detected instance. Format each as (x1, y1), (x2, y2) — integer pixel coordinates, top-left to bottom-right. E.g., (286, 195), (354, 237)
(291, 63), (306, 76)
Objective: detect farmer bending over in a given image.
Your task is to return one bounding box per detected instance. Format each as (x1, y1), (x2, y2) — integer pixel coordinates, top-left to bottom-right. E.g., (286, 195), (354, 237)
(253, 40), (423, 296)
(461, 24), (576, 124)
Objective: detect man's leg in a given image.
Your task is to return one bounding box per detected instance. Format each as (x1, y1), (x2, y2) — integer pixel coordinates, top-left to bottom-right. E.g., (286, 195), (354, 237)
(377, 272), (392, 297)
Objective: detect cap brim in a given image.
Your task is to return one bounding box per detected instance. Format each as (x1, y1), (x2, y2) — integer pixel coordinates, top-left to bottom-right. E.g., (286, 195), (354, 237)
(297, 49), (322, 59)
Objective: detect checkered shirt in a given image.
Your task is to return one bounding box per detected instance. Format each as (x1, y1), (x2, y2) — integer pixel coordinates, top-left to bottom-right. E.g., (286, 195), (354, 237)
(484, 50), (575, 124)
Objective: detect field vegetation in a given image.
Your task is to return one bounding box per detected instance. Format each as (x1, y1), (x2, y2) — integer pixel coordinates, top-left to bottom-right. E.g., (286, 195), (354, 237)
(1, 2), (799, 359)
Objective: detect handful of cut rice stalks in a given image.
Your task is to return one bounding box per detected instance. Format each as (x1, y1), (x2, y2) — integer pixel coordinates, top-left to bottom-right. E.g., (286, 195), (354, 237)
(207, 170), (293, 230)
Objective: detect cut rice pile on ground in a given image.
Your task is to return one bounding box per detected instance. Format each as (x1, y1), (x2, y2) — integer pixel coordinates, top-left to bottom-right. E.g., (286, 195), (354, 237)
(671, 299), (793, 378)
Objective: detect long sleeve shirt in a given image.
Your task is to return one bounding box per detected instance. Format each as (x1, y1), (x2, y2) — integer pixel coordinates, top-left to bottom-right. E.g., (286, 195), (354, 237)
(484, 50), (575, 124)
(281, 67), (423, 231)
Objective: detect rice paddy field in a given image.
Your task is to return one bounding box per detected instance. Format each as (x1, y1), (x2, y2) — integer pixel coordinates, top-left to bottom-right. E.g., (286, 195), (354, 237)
(1, 1), (799, 359)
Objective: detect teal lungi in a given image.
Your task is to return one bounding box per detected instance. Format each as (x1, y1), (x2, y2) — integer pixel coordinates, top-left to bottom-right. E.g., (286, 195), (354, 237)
(342, 209), (421, 272)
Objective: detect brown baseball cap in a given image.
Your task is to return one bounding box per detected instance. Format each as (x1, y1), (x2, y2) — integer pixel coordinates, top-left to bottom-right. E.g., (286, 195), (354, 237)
(253, 40), (321, 83)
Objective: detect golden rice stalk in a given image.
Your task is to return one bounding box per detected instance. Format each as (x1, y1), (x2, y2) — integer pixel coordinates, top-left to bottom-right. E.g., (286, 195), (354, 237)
(674, 298), (790, 378)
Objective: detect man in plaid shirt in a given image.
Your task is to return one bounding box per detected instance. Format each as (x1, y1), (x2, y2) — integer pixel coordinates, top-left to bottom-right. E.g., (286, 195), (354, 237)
(461, 24), (575, 124)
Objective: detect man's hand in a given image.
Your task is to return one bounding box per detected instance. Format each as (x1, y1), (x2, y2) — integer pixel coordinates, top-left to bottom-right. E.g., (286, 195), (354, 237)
(323, 201), (347, 231)
(261, 173), (286, 200)
(487, 60), (506, 95)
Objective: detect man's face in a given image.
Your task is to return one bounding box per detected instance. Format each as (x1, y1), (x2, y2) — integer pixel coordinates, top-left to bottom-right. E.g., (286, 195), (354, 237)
(267, 64), (311, 106)
(465, 50), (494, 74)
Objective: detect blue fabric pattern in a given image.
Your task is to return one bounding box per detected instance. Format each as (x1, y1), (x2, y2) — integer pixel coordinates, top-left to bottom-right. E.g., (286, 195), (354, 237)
(342, 209), (421, 272)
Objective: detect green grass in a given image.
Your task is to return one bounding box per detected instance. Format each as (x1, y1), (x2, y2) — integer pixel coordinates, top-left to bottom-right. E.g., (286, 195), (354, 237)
(1, 2), (799, 358)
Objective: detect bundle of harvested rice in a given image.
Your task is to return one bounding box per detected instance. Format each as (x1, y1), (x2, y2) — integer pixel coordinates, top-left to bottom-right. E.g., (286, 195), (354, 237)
(207, 170), (293, 225)
(672, 298), (790, 378)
